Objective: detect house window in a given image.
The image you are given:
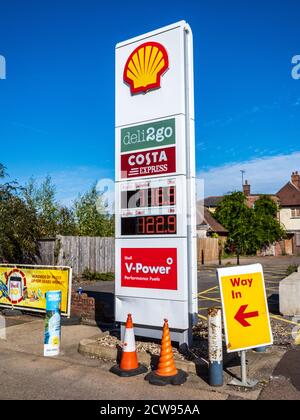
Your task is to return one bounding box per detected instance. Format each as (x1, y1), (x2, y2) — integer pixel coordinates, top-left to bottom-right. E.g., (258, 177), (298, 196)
(291, 208), (300, 218)
(296, 233), (300, 247)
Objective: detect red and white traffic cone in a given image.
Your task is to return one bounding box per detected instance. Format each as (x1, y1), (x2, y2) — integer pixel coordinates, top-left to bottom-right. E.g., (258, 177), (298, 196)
(111, 314), (148, 377)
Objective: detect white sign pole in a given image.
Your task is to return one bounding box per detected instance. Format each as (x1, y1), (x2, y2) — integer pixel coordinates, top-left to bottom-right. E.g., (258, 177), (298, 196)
(115, 21), (197, 345)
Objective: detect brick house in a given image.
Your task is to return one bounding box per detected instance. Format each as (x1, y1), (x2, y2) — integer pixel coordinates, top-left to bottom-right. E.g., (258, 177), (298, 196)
(204, 174), (300, 256)
(204, 181), (278, 212)
(242, 180), (279, 208)
(276, 171), (300, 256)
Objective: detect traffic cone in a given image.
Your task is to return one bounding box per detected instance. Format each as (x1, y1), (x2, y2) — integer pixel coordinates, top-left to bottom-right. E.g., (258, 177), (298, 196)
(146, 319), (188, 386)
(110, 314), (148, 377)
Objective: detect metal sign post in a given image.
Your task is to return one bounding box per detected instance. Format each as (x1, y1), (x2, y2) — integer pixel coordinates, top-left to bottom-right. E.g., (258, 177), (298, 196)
(115, 21), (197, 345)
(229, 351), (258, 388)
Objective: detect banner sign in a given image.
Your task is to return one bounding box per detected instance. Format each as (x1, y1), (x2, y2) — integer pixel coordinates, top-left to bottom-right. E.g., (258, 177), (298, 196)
(0, 265), (72, 316)
(121, 248), (177, 290)
(121, 118), (176, 153)
(44, 290), (61, 357)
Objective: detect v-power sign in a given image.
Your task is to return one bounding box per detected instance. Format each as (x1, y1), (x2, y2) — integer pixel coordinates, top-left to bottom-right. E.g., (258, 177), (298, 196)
(115, 21), (197, 344)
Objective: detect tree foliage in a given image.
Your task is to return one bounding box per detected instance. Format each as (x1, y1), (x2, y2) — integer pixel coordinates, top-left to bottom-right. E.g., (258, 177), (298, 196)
(23, 176), (77, 237)
(74, 185), (114, 237)
(0, 165), (115, 263)
(0, 165), (39, 263)
(253, 195), (285, 250)
(214, 192), (285, 259)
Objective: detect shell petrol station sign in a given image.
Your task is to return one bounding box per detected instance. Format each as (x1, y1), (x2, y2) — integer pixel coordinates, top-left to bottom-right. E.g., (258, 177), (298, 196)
(217, 264), (273, 353)
(115, 21), (197, 344)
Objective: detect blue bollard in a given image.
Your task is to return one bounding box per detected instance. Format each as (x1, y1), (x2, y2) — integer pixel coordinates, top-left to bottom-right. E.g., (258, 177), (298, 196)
(208, 307), (223, 386)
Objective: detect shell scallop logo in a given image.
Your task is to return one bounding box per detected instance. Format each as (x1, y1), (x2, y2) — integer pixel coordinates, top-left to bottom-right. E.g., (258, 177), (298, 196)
(124, 42), (169, 95)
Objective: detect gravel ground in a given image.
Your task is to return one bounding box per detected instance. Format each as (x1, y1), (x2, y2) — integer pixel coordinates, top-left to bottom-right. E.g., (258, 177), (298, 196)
(94, 316), (296, 365)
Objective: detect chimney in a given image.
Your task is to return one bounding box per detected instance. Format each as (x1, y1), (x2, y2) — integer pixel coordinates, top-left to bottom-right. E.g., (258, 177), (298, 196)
(243, 180), (251, 196)
(291, 171), (300, 190)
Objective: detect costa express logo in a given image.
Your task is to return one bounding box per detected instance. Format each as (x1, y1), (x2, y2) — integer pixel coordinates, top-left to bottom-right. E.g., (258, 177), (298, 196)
(121, 147), (176, 179)
(124, 42), (169, 94)
(121, 248), (177, 290)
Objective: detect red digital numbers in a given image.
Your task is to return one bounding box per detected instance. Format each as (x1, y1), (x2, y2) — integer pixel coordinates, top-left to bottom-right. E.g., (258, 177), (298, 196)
(123, 186), (176, 209)
(168, 215), (176, 234)
(137, 215), (177, 235)
(121, 185), (177, 235)
(168, 186), (176, 206)
(150, 186), (176, 207)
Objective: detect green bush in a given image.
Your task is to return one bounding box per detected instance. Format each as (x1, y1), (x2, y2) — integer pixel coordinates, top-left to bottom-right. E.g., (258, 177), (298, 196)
(286, 265), (298, 276)
(82, 268), (115, 282)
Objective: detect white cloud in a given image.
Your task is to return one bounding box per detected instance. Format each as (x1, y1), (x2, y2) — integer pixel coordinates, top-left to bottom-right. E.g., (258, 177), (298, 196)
(199, 151), (300, 197)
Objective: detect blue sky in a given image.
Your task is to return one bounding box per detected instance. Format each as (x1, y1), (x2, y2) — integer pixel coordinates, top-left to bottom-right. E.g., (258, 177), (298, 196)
(0, 0), (299, 204)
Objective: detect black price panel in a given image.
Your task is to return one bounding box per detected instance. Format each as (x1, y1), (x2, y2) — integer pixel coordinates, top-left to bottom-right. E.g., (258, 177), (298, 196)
(121, 215), (177, 236)
(121, 186), (176, 209)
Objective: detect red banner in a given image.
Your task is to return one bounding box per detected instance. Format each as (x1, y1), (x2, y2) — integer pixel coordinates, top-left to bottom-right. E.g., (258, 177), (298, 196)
(121, 248), (178, 290)
(121, 147), (176, 179)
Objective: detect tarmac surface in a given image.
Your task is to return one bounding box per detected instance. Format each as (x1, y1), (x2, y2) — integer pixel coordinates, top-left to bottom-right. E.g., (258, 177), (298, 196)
(0, 256), (299, 400)
(259, 347), (300, 400)
(0, 319), (226, 400)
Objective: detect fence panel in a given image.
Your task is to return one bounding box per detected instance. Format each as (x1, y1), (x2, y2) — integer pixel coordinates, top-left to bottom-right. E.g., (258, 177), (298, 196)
(38, 236), (219, 274)
(38, 236), (115, 276)
(197, 238), (219, 267)
(37, 239), (56, 266)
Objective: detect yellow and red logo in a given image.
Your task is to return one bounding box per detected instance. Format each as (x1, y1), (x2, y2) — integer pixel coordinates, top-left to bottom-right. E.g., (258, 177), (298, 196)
(124, 42), (169, 94)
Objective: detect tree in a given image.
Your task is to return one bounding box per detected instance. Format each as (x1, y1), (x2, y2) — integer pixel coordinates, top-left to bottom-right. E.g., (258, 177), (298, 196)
(0, 165), (39, 263)
(74, 185), (114, 237)
(23, 177), (77, 237)
(214, 192), (285, 264)
(56, 207), (78, 236)
(0, 164), (5, 179)
(253, 195), (285, 251)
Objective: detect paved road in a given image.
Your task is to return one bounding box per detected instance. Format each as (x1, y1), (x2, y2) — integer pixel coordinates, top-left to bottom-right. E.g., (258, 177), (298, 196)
(0, 319), (226, 400)
(259, 347), (300, 400)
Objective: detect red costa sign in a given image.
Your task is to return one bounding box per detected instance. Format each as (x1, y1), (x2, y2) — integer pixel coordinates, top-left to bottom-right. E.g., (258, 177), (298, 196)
(121, 248), (177, 290)
(121, 147), (176, 179)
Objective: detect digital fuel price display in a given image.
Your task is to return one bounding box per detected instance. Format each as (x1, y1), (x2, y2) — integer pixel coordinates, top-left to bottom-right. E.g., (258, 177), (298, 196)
(121, 186), (176, 209)
(120, 178), (178, 236)
(121, 215), (177, 236)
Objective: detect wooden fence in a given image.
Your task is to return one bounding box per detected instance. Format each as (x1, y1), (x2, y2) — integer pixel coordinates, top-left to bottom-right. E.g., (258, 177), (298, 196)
(36, 238), (56, 266)
(37, 236), (115, 276)
(197, 237), (220, 267)
(37, 236), (219, 276)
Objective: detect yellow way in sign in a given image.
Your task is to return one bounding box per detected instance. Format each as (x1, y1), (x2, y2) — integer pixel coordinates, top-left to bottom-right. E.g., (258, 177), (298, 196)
(218, 264), (273, 353)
